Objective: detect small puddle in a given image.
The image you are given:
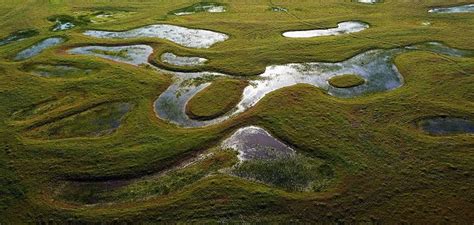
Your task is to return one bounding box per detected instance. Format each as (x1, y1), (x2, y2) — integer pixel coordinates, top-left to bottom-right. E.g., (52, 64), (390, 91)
(161, 52), (208, 66)
(283, 21), (369, 38)
(429, 4), (474, 13)
(14, 37), (65, 61)
(170, 2), (226, 16)
(221, 126), (295, 162)
(67, 42), (472, 128)
(0, 29), (38, 46)
(420, 117), (474, 135)
(52, 20), (75, 31)
(83, 24), (229, 49)
(269, 6), (288, 12)
(354, 0), (383, 4)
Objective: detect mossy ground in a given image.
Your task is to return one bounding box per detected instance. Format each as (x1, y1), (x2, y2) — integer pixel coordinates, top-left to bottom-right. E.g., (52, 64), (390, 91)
(186, 79), (248, 120)
(328, 74), (365, 88)
(0, 0), (473, 224)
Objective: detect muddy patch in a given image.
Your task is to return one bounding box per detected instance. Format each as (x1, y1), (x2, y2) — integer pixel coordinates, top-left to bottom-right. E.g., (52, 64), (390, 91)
(0, 29), (38, 46)
(14, 37), (65, 61)
(161, 52), (208, 66)
(429, 4), (474, 13)
(283, 21), (369, 38)
(419, 116), (474, 135)
(169, 2), (226, 16)
(83, 24), (228, 49)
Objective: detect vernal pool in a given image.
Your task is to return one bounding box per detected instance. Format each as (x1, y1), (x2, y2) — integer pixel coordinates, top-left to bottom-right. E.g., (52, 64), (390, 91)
(283, 21), (369, 38)
(14, 37), (65, 61)
(83, 24), (229, 48)
(429, 4), (474, 13)
(68, 45), (153, 66)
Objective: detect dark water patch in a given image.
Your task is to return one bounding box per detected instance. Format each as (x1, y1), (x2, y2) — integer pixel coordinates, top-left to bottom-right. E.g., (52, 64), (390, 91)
(0, 29), (39, 46)
(26, 102), (132, 139)
(223, 126), (334, 192)
(12, 95), (83, 121)
(24, 64), (92, 77)
(429, 4), (474, 13)
(419, 116), (474, 135)
(169, 2), (226, 16)
(14, 37), (65, 61)
(408, 42), (474, 58)
(222, 126), (295, 161)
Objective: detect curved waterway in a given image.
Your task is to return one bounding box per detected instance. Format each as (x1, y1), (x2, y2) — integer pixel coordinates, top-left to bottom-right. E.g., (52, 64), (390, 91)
(14, 37), (65, 61)
(83, 24), (228, 48)
(283, 21), (369, 38)
(67, 42), (472, 128)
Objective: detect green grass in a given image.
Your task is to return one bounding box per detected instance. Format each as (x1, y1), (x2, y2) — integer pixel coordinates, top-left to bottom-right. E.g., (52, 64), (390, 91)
(186, 79), (248, 120)
(328, 74), (365, 88)
(0, 0), (473, 223)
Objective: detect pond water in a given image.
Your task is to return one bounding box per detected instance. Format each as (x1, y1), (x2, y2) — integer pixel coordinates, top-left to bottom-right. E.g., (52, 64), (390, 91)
(0, 29), (38, 46)
(221, 126), (295, 162)
(68, 42), (472, 128)
(83, 24), (229, 48)
(161, 52), (208, 66)
(283, 21), (369, 38)
(14, 37), (65, 61)
(429, 4), (474, 13)
(420, 117), (474, 135)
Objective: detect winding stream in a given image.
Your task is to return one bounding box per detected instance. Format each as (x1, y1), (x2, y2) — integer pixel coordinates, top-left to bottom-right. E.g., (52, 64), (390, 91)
(67, 40), (472, 128)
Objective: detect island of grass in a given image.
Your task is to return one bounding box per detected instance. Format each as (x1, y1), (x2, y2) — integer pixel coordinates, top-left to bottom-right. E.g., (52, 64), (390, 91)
(328, 74), (365, 88)
(186, 79), (248, 120)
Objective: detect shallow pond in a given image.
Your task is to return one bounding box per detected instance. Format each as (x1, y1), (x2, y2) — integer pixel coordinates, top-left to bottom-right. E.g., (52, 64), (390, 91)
(0, 29), (38, 46)
(283, 21), (369, 38)
(68, 45), (153, 66)
(429, 4), (474, 13)
(14, 37), (65, 61)
(67, 42), (472, 128)
(221, 126), (295, 162)
(161, 52), (208, 66)
(170, 2), (226, 16)
(420, 117), (474, 135)
(83, 24), (229, 48)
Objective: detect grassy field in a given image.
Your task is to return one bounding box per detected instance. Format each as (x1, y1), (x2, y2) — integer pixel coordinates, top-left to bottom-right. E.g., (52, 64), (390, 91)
(0, 0), (473, 223)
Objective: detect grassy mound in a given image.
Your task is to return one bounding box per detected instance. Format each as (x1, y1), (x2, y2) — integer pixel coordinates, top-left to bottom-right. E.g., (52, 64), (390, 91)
(328, 74), (365, 88)
(186, 79), (248, 120)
